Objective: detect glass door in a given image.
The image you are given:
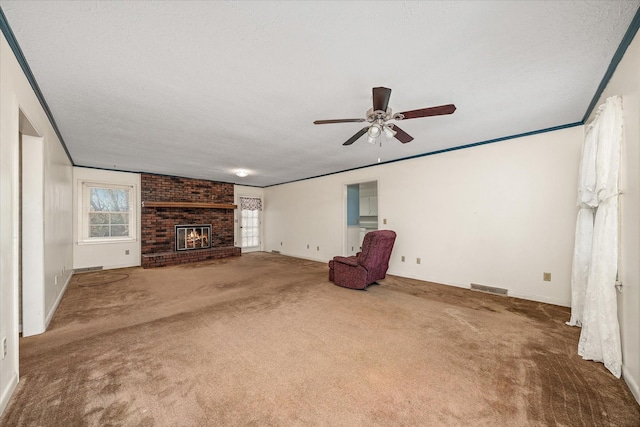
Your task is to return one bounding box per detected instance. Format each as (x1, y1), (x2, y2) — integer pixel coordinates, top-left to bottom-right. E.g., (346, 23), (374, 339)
(239, 196), (262, 252)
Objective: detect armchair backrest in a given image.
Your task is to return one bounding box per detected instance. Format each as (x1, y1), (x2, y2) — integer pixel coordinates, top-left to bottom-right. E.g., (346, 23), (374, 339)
(358, 230), (397, 272)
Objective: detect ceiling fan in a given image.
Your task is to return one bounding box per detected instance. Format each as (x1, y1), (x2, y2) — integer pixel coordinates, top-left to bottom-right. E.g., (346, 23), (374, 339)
(314, 87), (456, 146)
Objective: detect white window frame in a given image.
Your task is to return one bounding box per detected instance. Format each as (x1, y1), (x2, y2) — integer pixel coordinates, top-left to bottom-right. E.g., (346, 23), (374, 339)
(78, 181), (137, 244)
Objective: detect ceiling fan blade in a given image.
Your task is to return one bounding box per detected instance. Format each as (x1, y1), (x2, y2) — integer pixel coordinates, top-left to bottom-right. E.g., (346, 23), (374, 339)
(391, 124), (414, 143)
(372, 87), (392, 112)
(343, 127), (369, 146)
(399, 104), (456, 120)
(314, 118), (366, 124)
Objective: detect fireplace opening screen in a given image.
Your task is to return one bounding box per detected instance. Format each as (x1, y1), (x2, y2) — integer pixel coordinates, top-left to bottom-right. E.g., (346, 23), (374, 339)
(175, 224), (212, 251)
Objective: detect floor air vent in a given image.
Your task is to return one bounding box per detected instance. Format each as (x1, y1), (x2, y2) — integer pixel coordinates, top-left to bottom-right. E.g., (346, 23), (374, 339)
(470, 283), (508, 296)
(271, 250), (281, 254)
(73, 266), (103, 274)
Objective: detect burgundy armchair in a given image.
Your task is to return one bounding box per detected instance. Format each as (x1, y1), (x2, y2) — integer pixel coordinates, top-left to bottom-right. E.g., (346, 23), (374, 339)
(328, 230), (396, 290)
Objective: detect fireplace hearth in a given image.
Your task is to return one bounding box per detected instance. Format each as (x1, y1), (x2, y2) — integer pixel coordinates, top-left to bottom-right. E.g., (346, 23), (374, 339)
(175, 224), (211, 251)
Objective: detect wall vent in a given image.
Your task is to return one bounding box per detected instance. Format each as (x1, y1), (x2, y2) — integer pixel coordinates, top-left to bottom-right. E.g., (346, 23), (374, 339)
(271, 250), (281, 254)
(470, 283), (508, 296)
(73, 266), (103, 274)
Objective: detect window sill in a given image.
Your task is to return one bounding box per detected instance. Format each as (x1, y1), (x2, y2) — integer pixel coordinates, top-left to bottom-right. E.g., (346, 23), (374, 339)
(78, 238), (137, 246)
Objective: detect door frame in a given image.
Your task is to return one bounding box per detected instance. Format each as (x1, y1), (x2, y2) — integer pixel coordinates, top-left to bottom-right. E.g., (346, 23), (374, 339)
(21, 134), (46, 336)
(343, 178), (378, 256)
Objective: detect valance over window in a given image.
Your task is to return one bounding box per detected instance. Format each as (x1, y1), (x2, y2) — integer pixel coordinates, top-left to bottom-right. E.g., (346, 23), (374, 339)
(239, 196), (262, 211)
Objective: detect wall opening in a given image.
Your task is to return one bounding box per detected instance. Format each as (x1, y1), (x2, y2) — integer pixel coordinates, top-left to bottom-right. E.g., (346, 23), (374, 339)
(19, 109), (43, 337)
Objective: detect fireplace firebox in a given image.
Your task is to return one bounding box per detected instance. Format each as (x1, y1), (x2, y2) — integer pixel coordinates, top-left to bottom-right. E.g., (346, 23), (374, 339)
(175, 224), (212, 251)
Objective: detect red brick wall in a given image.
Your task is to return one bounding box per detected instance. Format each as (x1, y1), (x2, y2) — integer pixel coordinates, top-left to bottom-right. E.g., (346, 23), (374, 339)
(141, 174), (238, 267)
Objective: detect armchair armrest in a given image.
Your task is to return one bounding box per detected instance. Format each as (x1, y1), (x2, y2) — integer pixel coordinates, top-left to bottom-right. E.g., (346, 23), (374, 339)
(332, 256), (360, 267)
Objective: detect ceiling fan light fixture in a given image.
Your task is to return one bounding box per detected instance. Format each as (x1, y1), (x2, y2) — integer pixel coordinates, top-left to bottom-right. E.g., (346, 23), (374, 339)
(235, 169), (249, 178)
(367, 124), (382, 138)
(383, 125), (397, 139)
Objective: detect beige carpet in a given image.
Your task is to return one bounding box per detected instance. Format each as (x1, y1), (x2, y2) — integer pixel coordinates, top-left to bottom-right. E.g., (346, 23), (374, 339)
(2, 252), (638, 426)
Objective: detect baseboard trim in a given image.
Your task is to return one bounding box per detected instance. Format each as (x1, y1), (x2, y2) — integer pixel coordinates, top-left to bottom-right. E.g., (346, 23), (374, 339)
(622, 364), (640, 405)
(271, 251), (326, 264)
(508, 290), (570, 308)
(45, 271), (73, 329)
(0, 371), (18, 418)
(384, 270), (570, 307)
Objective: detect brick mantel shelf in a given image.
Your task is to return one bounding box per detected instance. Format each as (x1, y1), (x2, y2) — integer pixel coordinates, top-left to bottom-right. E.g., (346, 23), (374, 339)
(143, 201), (237, 209)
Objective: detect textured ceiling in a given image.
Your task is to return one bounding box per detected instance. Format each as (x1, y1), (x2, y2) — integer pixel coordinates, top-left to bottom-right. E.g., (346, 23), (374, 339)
(1, 1), (638, 186)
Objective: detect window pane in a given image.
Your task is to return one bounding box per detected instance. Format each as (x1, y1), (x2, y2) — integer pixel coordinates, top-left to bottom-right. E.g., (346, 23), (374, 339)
(89, 188), (129, 212)
(89, 213), (109, 224)
(241, 209), (260, 248)
(85, 185), (133, 240)
(111, 225), (129, 237)
(111, 213), (128, 224)
(89, 225), (110, 237)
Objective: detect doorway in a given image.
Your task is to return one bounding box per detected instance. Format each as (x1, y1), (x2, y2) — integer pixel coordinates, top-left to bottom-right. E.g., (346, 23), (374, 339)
(238, 196), (262, 253)
(345, 181), (378, 256)
(19, 110), (44, 336)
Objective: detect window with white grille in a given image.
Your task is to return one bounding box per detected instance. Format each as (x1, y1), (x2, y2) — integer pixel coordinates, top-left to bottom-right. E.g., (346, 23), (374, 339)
(80, 183), (136, 243)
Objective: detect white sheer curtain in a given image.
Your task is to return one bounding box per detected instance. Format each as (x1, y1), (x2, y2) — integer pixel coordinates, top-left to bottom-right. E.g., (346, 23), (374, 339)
(568, 96), (623, 378)
(567, 123), (597, 326)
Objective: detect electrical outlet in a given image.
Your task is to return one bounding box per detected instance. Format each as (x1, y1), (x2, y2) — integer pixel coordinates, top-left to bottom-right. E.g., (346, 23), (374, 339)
(307, 244), (309, 249)
(316, 246), (319, 251)
(416, 258), (421, 265)
(54, 275), (58, 286)
(125, 249), (130, 255)
(383, 218), (387, 225)
(401, 256), (405, 262)
(2, 337), (6, 360)
(280, 242), (283, 246)
(543, 272), (551, 281)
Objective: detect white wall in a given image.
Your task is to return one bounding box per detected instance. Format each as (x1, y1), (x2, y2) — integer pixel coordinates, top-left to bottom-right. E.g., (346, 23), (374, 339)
(0, 32), (73, 413)
(264, 126), (582, 307)
(589, 30), (640, 403)
(234, 185), (265, 249)
(73, 167), (141, 270)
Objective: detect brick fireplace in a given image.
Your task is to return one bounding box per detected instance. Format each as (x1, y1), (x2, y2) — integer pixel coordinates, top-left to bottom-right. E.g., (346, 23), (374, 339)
(141, 173), (241, 268)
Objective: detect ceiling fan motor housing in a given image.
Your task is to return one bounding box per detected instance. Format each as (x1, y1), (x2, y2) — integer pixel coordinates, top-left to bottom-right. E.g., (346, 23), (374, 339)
(366, 108), (394, 123)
